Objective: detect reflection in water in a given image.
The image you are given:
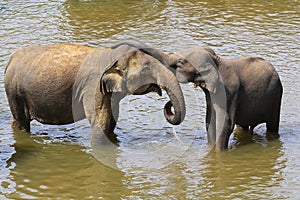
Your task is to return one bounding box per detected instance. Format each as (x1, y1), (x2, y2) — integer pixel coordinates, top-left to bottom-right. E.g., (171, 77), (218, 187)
(7, 130), (129, 199)
(118, 131), (286, 199)
(61, 0), (167, 45)
(231, 127), (269, 148)
(198, 138), (286, 199)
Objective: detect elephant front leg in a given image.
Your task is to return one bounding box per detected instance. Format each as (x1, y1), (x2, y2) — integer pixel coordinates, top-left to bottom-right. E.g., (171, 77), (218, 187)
(206, 102), (216, 144)
(215, 114), (235, 150)
(214, 96), (236, 151)
(95, 107), (118, 144)
(91, 118), (118, 145)
(205, 91), (216, 145)
(94, 96), (120, 144)
(83, 93), (120, 145)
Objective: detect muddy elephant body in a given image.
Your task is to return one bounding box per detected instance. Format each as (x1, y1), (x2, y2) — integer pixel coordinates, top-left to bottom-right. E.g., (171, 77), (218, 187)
(172, 46), (283, 150)
(4, 43), (186, 143)
(5, 44), (92, 126)
(223, 57), (282, 130)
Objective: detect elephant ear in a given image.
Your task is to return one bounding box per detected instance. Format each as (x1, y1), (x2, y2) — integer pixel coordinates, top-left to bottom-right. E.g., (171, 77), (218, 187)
(99, 49), (139, 94)
(202, 47), (220, 93)
(196, 62), (219, 93)
(100, 60), (123, 94)
(182, 46), (220, 93)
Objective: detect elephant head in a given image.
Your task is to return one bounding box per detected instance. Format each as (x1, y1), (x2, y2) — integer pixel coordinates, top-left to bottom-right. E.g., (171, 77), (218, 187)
(110, 40), (177, 67)
(99, 44), (186, 125)
(112, 41), (220, 93)
(171, 46), (220, 93)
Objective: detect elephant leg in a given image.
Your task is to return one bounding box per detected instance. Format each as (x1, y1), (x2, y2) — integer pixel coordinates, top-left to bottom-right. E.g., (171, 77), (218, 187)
(8, 95), (30, 132)
(206, 109), (216, 144)
(97, 99), (119, 144)
(215, 94), (237, 151)
(205, 93), (216, 144)
(215, 114), (235, 151)
(266, 106), (280, 133)
(90, 124), (118, 145)
(266, 93), (281, 139)
(266, 109), (280, 139)
(84, 93), (119, 144)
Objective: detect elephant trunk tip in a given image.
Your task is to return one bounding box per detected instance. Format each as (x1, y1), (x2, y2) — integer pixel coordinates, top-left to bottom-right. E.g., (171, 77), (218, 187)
(163, 101), (184, 125)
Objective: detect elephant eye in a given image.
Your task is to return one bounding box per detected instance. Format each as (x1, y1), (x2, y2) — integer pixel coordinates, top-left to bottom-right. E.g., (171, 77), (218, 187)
(143, 64), (149, 68)
(177, 59), (186, 67)
(142, 62), (150, 69)
(140, 62), (151, 74)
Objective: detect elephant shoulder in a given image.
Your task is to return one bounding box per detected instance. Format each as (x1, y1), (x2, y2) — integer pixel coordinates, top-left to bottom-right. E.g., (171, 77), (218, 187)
(73, 49), (111, 102)
(218, 63), (240, 93)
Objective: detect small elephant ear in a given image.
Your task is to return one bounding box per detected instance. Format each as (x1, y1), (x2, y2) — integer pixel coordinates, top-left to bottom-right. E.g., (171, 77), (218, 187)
(100, 60), (123, 94)
(198, 62), (219, 93)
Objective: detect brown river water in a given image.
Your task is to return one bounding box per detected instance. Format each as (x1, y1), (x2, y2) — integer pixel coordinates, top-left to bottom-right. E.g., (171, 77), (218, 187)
(0, 0), (299, 199)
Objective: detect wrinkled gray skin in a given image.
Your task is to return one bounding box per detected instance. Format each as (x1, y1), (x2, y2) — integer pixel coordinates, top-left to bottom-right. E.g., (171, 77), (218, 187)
(4, 43), (186, 143)
(171, 46), (283, 150)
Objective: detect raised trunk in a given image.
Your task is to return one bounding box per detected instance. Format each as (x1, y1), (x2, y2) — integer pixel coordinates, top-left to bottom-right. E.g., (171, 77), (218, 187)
(155, 66), (186, 125)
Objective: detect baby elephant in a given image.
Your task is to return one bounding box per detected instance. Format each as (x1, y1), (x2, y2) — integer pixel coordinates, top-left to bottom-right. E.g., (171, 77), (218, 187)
(172, 46), (283, 150)
(4, 43), (186, 143)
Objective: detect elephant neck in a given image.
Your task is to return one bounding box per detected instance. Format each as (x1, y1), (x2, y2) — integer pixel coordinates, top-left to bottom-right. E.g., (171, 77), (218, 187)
(215, 55), (223, 67)
(220, 57), (242, 68)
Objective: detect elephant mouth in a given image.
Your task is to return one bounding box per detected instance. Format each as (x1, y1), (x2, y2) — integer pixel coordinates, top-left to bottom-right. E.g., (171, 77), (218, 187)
(194, 82), (205, 88)
(194, 78), (206, 89)
(132, 84), (162, 96)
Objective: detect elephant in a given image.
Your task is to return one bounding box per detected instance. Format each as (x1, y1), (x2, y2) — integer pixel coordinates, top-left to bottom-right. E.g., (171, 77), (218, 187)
(4, 42), (186, 143)
(171, 46), (283, 150)
(102, 41), (283, 150)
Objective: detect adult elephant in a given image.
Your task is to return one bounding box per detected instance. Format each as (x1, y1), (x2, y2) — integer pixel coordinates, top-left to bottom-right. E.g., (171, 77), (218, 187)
(171, 46), (283, 150)
(4, 42), (186, 143)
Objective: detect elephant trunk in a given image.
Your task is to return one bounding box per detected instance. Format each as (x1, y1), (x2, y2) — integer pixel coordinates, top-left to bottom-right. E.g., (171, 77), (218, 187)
(155, 66), (186, 125)
(111, 40), (185, 124)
